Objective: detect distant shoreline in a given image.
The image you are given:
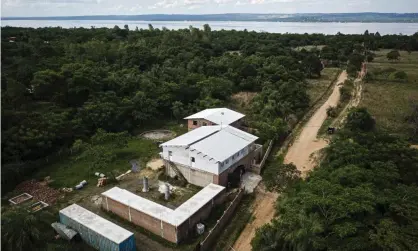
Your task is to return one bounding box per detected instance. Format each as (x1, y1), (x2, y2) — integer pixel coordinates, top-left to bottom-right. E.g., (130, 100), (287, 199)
(2, 13), (418, 23)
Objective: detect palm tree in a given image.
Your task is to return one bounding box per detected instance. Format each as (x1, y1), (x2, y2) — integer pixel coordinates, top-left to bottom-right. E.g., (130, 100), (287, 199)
(2, 207), (50, 251)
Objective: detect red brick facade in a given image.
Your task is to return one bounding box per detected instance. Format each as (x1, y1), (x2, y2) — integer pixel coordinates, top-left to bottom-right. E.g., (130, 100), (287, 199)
(102, 189), (225, 244)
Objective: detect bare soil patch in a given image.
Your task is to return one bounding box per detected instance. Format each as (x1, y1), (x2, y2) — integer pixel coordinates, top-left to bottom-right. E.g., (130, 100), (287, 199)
(232, 185), (278, 251)
(15, 180), (62, 205)
(147, 158), (164, 170)
(285, 71), (347, 177)
(141, 130), (176, 140)
(231, 92), (257, 106)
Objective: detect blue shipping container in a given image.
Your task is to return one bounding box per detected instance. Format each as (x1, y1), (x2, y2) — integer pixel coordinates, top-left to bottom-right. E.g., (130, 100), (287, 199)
(60, 204), (136, 251)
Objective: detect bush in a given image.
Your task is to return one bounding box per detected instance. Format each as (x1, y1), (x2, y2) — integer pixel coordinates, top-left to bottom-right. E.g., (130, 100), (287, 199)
(346, 107), (375, 131)
(389, 71), (408, 81)
(364, 72), (374, 82)
(340, 85), (352, 102)
(326, 106), (338, 117)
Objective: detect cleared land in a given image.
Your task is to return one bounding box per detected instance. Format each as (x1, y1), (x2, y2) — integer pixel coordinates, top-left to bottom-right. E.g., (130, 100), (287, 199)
(360, 50), (418, 141)
(307, 67), (341, 105)
(294, 45), (326, 51)
(285, 71), (347, 176)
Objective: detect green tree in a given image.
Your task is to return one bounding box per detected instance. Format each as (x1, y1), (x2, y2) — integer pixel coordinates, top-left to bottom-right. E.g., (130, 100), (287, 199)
(387, 50), (401, 61)
(346, 107), (375, 131)
(2, 208), (52, 251)
(302, 54), (323, 77)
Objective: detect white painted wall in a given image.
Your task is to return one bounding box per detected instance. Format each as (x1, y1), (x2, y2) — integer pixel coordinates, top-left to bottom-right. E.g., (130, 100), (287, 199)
(218, 144), (251, 173)
(161, 142), (254, 175)
(162, 146), (189, 166)
(189, 150), (220, 174)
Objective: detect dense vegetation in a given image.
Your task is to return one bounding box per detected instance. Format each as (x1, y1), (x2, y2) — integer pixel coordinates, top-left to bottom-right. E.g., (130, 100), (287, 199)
(2, 25), (418, 251)
(2, 26), (418, 193)
(252, 108), (418, 251)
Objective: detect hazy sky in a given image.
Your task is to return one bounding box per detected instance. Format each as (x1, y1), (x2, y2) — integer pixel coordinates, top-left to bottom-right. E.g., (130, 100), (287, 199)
(2, 0), (418, 17)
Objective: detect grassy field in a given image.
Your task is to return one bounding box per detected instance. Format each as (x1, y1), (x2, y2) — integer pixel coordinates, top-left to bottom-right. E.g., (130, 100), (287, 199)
(360, 50), (418, 141)
(307, 67), (341, 106)
(35, 138), (159, 188)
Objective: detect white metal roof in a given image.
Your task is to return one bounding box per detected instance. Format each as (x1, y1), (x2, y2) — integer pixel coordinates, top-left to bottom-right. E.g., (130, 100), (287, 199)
(190, 129), (254, 162)
(160, 126), (219, 147)
(161, 125), (258, 163)
(101, 183), (225, 226)
(59, 204), (133, 244)
(184, 108), (245, 125)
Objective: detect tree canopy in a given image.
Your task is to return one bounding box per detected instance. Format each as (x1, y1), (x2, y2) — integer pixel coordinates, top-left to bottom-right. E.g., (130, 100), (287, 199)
(252, 108), (418, 251)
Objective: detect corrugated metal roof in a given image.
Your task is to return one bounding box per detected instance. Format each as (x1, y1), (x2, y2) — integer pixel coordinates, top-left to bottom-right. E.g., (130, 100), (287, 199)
(190, 129), (253, 162)
(160, 126), (219, 147)
(184, 108), (245, 125)
(161, 125), (258, 162)
(59, 204), (133, 244)
(101, 183), (225, 227)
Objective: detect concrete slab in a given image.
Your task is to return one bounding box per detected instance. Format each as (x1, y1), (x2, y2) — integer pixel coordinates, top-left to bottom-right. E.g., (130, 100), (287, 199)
(241, 172), (262, 193)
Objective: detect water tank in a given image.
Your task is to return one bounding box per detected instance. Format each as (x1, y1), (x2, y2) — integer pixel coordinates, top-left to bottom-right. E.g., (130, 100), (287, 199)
(196, 223), (205, 235)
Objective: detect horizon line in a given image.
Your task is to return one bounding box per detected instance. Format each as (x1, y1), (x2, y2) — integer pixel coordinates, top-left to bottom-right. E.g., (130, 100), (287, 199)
(3, 12), (418, 19)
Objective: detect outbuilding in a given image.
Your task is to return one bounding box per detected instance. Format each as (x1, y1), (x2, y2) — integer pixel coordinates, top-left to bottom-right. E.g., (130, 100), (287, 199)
(59, 204), (136, 251)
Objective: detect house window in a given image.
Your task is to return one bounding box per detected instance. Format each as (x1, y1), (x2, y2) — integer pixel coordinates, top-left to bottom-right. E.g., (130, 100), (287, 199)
(236, 152), (239, 157)
(220, 162), (224, 167)
(168, 151), (172, 156)
(225, 159), (229, 164)
(191, 157), (195, 163)
(193, 120), (198, 126)
(203, 122), (207, 126)
(232, 155), (235, 160)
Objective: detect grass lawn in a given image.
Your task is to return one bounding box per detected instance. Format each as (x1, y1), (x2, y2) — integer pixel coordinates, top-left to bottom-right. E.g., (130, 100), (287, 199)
(35, 138), (159, 188)
(360, 81), (418, 140)
(372, 49), (418, 64)
(360, 50), (418, 141)
(307, 67), (341, 106)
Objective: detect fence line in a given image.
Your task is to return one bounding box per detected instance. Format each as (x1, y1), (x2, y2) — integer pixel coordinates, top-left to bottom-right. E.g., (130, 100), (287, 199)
(196, 189), (245, 251)
(258, 140), (274, 171)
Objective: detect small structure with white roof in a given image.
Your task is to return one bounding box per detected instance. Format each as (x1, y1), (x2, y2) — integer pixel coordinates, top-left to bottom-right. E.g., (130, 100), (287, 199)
(59, 204), (135, 251)
(101, 183), (225, 243)
(184, 108), (245, 130)
(160, 125), (262, 187)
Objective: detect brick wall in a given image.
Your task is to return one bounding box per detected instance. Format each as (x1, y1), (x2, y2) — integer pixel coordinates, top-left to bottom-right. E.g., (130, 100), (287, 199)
(102, 188), (226, 244)
(187, 119), (215, 130)
(197, 189), (245, 251)
(102, 196), (177, 243)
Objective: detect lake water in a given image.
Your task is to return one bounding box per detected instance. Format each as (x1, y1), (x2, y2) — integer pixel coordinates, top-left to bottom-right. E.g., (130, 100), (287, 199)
(2, 20), (418, 35)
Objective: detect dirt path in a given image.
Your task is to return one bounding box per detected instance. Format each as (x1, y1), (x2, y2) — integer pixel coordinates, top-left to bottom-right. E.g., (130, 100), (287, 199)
(232, 71), (347, 251)
(232, 185), (278, 251)
(332, 76), (363, 128)
(284, 70), (348, 177)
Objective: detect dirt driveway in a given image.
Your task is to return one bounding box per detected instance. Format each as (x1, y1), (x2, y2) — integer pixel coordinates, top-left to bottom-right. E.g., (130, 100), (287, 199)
(284, 70), (347, 177)
(232, 71), (348, 251)
(232, 185), (278, 251)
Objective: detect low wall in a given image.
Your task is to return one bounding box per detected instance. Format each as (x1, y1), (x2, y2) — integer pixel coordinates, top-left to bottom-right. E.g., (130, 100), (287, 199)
(196, 189), (245, 251)
(102, 188), (225, 244)
(251, 140), (274, 174)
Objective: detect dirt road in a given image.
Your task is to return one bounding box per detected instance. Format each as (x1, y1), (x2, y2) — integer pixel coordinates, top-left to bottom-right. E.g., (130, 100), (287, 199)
(232, 185), (278, 251)
(284, 70), (348, 177)
(232, 71), (348, 251)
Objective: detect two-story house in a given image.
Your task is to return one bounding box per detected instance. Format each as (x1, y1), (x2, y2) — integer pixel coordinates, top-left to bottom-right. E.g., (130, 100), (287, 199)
(160, 125), (262, 187)
(184, 108), (245, 131)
